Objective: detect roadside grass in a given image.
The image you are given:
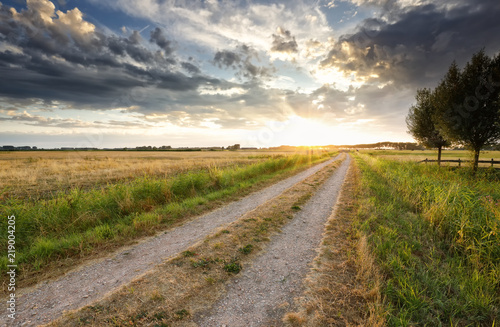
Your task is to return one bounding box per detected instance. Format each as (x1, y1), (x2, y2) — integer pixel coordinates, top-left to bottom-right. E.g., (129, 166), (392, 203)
(355, 154), (499, 326)
(360, 149), (500, 158)
(361, 150), (500, 168)
(0, 152), (334, 290)
(48, 157), (344, 327)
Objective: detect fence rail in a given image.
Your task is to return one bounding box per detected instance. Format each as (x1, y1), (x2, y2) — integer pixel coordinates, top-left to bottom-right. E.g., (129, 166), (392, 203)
(420, 158), (500, 167)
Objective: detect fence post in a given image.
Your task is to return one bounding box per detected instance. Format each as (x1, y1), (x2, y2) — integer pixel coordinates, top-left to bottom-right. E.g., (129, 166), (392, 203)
(492, 158), (494, 167)
(458, 158), (461, 167)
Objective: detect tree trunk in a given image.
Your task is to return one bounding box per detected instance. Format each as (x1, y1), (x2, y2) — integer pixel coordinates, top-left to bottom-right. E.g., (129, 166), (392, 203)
(437, 146), (442, 166)
(472, 148), (480, 173)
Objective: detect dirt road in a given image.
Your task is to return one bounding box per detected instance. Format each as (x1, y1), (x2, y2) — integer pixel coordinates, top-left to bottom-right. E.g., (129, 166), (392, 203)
(4, 155), (342, 327)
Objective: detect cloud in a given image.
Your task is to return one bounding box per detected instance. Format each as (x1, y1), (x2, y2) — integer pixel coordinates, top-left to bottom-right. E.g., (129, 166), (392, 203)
(90, 0), (334, 59)
(214, 50), (241, 69)
(0, 0), (216, 111)
(271, 27), (298, 54)
(213, 45), (275, 81)
(181, 61), (201, 75)
(0, 0), (285, 130)
(0, 110), (97, 128)
(149, 27), (174, 55)
(320, 0), (500, 88)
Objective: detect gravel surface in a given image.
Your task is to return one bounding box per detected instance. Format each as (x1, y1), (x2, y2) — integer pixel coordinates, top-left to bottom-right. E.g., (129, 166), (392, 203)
(195, 155), (351, 327)
(3, 155), (340, 327)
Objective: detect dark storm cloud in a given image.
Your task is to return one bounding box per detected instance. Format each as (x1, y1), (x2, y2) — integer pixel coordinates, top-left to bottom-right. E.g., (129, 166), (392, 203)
(213, 45), (274, 80)
(149, 27), (174, 55)
(0, 1), (214, 110)
(181, 62), (201, 75)
(271, 27), (298, 54)
(213, 50), (242, 69)
(322, 0), (500, 88)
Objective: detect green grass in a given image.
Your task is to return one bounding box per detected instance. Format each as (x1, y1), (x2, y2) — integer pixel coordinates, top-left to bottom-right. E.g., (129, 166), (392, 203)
(360, 150), (500, 159)
(354, 154), (499, 326)
(0, 153), (333, 281)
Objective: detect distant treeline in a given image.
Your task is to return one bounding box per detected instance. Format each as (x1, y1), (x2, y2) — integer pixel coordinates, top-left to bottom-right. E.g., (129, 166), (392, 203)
(2, 142), (498, 152)
(0, 144), (251, 151)
(339, 142), (425, 150)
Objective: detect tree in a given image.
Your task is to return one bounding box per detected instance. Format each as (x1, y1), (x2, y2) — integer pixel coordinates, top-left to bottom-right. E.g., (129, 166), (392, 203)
(406, 88), (450, 165)
(434, 50), (500, 172)
(227, 144), (240, 150)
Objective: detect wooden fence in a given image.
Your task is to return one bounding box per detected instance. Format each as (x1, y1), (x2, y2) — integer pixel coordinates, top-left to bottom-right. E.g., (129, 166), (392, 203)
(420, 158), (500, 167)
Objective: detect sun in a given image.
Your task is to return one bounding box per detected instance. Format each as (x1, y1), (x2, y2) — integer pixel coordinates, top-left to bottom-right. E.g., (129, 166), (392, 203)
(245, 115), (383, 148)
(264, 116), (337, 146)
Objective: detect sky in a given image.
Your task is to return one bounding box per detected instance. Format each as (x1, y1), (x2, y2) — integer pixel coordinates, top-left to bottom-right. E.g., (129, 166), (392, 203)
(0, 0), (499, 148)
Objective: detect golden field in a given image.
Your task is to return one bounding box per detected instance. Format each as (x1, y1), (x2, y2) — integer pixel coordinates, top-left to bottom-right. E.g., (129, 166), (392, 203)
(0, 150), (323, 200)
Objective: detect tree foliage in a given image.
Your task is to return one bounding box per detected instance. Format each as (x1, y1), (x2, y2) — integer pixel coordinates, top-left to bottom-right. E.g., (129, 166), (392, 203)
(406, 88), (450, 163)
(409, 49), (500, 172)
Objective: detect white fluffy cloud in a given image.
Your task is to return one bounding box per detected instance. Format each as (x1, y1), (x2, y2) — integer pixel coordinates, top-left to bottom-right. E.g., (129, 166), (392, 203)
(90, 0), (334, 62)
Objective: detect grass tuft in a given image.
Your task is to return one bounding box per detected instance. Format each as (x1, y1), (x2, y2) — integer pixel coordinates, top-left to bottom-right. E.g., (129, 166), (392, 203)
(223, 260), (242, 274)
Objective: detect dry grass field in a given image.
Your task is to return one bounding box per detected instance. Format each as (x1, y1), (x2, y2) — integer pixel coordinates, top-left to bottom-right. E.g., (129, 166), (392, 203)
(0, 150), (325, 201)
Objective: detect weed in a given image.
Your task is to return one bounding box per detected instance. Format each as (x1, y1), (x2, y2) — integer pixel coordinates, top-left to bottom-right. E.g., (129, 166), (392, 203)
(224, 260), (242, 274)
(238, 244), (254, 255)
(78, 316), (93, 324)
(135, 311), (148, 319)
(182, 250), (197, 257)
(94, 224), (115, 240)
(175, 309), (190, 320)
(191, 258), (213, 269)
(212, 242), (223, 249)
(153, 312), (167, 320)
(204, 277), (216, 284)
(150, 290), (164, 301)
(283, 312), (306, 326)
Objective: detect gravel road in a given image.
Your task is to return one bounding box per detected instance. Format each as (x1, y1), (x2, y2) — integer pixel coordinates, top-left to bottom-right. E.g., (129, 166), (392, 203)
(195, 155), (351, 327)
(3, 155), (341, 327)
